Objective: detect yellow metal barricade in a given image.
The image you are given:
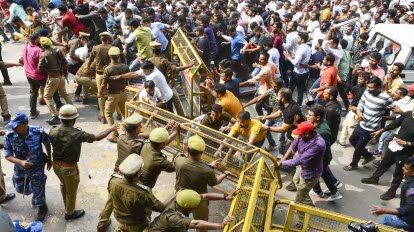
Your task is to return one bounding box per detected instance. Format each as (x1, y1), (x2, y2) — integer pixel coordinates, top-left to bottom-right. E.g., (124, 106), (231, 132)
(125, 101), (282, 183)
(170, 28), (211, 118)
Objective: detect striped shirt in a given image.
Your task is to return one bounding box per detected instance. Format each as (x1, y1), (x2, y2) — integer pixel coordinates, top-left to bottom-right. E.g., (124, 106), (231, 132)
(357, 90), (393, 131)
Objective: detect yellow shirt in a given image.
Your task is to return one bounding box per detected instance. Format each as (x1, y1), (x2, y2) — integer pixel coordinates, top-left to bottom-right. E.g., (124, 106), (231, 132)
(386, 77), (404, 95)
(229, 119), (267, 143)
(321, 8), (331, 21)
(218, 91), (243, 118)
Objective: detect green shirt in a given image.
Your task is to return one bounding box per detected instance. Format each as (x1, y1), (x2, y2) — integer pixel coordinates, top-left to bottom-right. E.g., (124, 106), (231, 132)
(140, 142), (175, 189)
(148, 202), (192, 232)
(315, 120), (332, 164)
(338, 50), (351, 81)
(133, 27), (152, 60)
(199, 112), (232, 131)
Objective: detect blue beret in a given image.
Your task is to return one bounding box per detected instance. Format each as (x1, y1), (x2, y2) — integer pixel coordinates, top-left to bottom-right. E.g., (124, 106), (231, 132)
(6, 112), (28, 129)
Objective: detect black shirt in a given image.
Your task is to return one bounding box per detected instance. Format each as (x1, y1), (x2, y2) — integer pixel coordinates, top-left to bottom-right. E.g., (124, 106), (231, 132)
(325, 99), (342, 141)
(397, 176), (414, 226)
(384, 111), (414, 143)
(223, 78), (240, 98)
(280, 101), (305, 139)
(350, 84), (366, 107)
(200, 112), (232, 131)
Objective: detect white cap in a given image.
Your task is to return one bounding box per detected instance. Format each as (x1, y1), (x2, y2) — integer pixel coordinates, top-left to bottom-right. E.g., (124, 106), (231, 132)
(119, 153), (144, 175)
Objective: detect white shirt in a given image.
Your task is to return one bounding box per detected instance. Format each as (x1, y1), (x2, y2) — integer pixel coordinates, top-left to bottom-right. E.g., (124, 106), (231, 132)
(151, 22), (169, 51)
(307, 20), (320, 34)
(268, 48), (281, 78)
(291, 43), (311, 74)
(322, 41), (344, 67)
(115, 13), (141, 35)
(137, 68), (173, 101)
(138, 87), (162, 104)
(283, 31), (299, 57)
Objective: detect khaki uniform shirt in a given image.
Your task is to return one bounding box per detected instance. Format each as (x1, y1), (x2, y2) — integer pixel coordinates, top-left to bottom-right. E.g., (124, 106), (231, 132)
(67, 38), (80, 56)
(147, 202), (192, 232)
(147, 56), (176, 79)
(140, 142), (175, 189)
(77, 57), (96, 77)
(89, 44), (112, 73)
(27, 23), (50, 37)
(174, 156), (217, 193)
(115, 134), (145, 172)
(102, 62), (130, 94)
(38, 48), (67, 76)
(109, 175), (165, 227)
(49, 125), (95, 163)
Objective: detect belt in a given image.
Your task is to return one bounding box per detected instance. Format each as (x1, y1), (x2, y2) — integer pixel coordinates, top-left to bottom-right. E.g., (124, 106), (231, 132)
(53, 160), (77, 167)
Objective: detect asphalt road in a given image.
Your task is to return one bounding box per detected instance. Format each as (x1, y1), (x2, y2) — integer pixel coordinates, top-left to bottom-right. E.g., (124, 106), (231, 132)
(0, 41), (400, 231)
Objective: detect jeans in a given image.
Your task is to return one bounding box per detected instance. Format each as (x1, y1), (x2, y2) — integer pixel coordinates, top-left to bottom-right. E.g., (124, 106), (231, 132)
(289, 72), (308, 106)
(349, 124), (374, 167)
(27, 78), (62, 116)
(381, 215), (414, 231)
(313, 165), (339, 195)
(378, 130), (392, 153)
(308, 77), (321, 101)
(265, 119), (285, 149)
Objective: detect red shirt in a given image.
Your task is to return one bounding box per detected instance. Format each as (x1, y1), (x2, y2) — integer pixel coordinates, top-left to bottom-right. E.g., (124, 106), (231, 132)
(61, 11), (85, 36)
(317, 66), (338, 97)
(0, 0), (10, 18)
(272, 32), (284, 59)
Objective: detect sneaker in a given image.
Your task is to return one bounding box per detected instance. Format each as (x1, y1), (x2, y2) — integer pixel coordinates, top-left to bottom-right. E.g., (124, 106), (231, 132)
(46, 116), (61, 125)
(361, 177), (379, 185)
(30, 110), (40, 119)
(335, 181), (343, 189)
(343, 165), (357, 171)
(285, 182), (297, 192)
(361, 156), (375, 165)
(265, 145), (277, 152)
(36, 204), (48, 222)
(380, 189), (396, 201)
(327, 192), (343, 201)
(323, 190), (332, 196)
(373, 160), (381, 168)
(65, 209), (85, 220)
(309, 189), (325, 198)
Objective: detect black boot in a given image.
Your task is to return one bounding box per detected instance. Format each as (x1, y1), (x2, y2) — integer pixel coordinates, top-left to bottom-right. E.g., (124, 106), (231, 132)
(380, 188), (396, 200)
(65, 209), (85, 220)
(361, 176), (379, 185)
(36, 204), (48, 221)
(46, 116), (61, 125)
(285, 182), (297, 192)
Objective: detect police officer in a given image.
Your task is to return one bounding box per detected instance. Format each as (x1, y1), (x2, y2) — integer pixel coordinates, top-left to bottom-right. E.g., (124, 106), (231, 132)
(97, 113), (147, 231)
(88, 32), (113, 124)
(174, 135), (233, 232)
(38, 37), (73, 125)
(0, 61), (22, 122)
(109, 153), (165, 232)
(148, 189), (236, 231)
(99, 46), (130, 143)
(49, 104), (118, 220)
(3, 113), (52, 221)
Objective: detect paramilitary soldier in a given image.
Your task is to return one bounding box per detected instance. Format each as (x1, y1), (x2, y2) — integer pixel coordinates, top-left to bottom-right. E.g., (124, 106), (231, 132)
(99, 46), (130, 143)
(109, 153), (166, 232)
(88, 31), (113, 124)
(148, 189), (236, 231)
(3, 112), (52, 221)
(49, 104), (118, 220)
(38, 37), (73, 125)
(97, 112), (148, 231)
(174, 135), (233, 232)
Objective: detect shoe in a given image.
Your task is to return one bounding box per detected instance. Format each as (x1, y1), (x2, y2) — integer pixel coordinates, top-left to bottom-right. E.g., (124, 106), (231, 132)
(265, 145), (277, 152)
(323, 190), (332, 196)
(36, 204), (48, 221)
(2, 81), (12, 86)
(97, 219), (111, 232)
(309, 189), (325, 198)
(361, 156), (375, 165)
(38, 98), (46, 105)
(380, 189), (396, 201)
(0, 193), (15, 204)
(30, 110), (40, 119)
(327, 192), (343, 201)
(335, 181), (343, 189)
(82, 98), (88, 105)
(65, 209), (85, 220)
(343, 165), (357, 171)
(285, 182), (297, 192)
(98, 115), (107, 124)
(2, 114), (11, 123)
(373, 160), (381, 168)
(107, 135), (118, 143)
(361, 177), (379, 185)
(74, 95), (82, 103)
(46, 116), (61, 125)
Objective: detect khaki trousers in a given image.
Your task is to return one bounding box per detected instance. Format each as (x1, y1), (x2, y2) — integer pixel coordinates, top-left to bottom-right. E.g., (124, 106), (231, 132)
(293, 167), (320, 206)
(96, 74), (107, 117)
(0, 83), (9, 116)
(53, 161), (80, 215)
(192, 200), (209, 232)
(76, 76), (97, 98)
(338, 111), (358, 144)
(44, 76), (72, 116)
(0, 158), (7, 201)
(105, 92), (127, 136)
(115, 222), (147, 232)
(97, 196), (113, 230)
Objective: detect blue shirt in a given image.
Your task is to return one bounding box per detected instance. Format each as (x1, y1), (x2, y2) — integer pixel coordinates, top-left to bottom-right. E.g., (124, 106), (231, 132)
(106, 14), (116, 34)
(3, 126), (50, 165)
(230, 32), (245, 61)
(49, 0), (62, 7)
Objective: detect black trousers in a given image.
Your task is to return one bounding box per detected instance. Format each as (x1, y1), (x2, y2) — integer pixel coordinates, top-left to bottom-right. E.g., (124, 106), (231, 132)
(0, 45), (10, 83)
(27, 78), (62, 116)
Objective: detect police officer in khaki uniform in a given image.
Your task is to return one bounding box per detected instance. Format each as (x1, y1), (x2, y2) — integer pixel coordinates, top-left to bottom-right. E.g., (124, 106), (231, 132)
(0, 61), (21, 122)
(38, 37), (73, 125)
(75, 57), (97, 104)
(174, 135), (233, 232)
(88, 32), (113, 123)
(99, 46), (130, 143)
(49, 104), (118, 220)
(148, 189), (235, 232)
(109, 153), (165, 232)
(97, 113), (148, 231)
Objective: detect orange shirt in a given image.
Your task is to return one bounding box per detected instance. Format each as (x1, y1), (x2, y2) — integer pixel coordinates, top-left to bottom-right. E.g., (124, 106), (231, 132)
(218, 90), (243, 118)
(317, 66), (338, 97)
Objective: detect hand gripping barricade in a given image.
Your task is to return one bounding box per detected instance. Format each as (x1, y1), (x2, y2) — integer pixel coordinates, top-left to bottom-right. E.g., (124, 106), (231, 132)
(125, 102), (401, 232)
